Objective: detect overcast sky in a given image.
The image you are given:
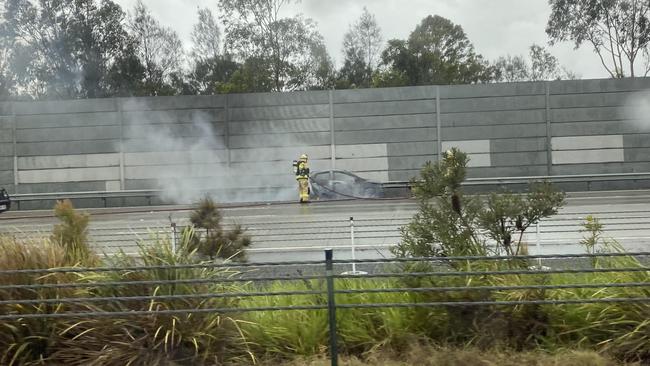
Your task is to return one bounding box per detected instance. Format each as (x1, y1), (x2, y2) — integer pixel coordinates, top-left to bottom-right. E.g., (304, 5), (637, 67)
(112, 0), (605, 79)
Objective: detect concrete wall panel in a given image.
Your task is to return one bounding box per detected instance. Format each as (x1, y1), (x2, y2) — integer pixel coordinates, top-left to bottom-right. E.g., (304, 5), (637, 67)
(388, 169), (419, 181)
(230, 132), (331, 148)
(0, 157), (14, 170)
(387, 141), (437, 156)
(0, 128), (13, 142)
(0, 170), (13, 183)
(624, 148), (650, 162)
(624, 134), (650, 148)
(229, 90), (329, 107)
(444, 124), (546, 140)
(18, 167), (120, 183)
(15, 112), (119, 128)
(17, 141), (119, 156)
(336, 144), (387, 159)
(0, 102), (13, 115)
(119, 95), (224, 111)
(125, 164), (229, 180)
(122, 109), (225, 125)
(491, 152), (547, 167)
(466, 165), (548, 178)
(230, 104), (329, 121)
(442, 109), (545, 127)
(387, 156), (432, 170)
(333, 86), (435, 103)
(18, 153), (120, 170)
(0, 144), (14, 156)
(229, 118), (330, 134)
(125, 150), (229, 166)
(335, 114), (433, 130)
(442, 140), (490, 154)
(334, 100), (436, 118)
(15, 181), (107, 194)
(550, 92), (632, 108)
(550, 107), (624, 123)
(0, 116), (13, 129)
(441, 82), (546, 99)
(552, 135), (623, 151)
(441, 95), (545, 113)
(230, 146), (331, 162)
(552, 162), (650, 175)
(336, 128), (436, 145)
(335, 157), (389, 172)
(14, 99), (116, 115)
(551, 121), (642, 136)
(489, 137), (546, 153)
(124, 123), (226, 139)
(549, 78), (650, 94)
(123, 137), (227, 152)
(553, 149), (625, 164)
(17, 126), (120, 142)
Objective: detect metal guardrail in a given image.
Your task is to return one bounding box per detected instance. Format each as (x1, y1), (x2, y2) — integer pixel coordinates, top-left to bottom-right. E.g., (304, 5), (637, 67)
(5, 171), (650, 210)
(1, 250), (650, 366)
(9, 189), (162, 210)
(384, 171), (650, 189)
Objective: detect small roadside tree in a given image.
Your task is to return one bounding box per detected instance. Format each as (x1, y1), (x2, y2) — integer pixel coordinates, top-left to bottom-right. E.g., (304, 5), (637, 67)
(188, 197), (251, 261)
(392, 148), (566, 265)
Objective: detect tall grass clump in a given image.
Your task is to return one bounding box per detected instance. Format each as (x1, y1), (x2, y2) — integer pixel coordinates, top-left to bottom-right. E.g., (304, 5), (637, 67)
(240, 279), (329, 360)
(542, 216), (650, 362)
(50, 199), (95, 266)
(46, 228), (253, 365)
(0, 236), (88, 365)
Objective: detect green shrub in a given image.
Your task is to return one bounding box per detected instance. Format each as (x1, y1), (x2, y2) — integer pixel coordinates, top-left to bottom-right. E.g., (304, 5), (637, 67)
(393, 148), (565, 261)
(187, 197), (252, 261)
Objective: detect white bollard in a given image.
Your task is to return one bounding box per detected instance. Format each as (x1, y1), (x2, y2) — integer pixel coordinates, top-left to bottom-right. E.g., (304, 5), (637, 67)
(171, 222), (177, 254)
(350, 216), (356, 274)
(536, 222), (541, 267)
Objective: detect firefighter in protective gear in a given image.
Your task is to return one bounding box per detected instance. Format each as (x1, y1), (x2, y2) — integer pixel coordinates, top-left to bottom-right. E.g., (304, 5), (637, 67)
(294, 154), (310, 203)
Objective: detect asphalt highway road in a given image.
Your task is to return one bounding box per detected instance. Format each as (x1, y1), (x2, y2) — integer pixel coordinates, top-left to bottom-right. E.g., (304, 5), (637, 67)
(2, 190), (650, 263)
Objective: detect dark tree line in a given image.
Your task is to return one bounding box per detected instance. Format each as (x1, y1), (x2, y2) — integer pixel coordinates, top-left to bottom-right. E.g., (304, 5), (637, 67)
(0, 0), (585, 101)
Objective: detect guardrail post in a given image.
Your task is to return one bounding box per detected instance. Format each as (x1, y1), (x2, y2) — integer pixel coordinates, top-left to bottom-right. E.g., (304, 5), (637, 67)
(171, 222), (177, 253)
(325, 249), (338, 366)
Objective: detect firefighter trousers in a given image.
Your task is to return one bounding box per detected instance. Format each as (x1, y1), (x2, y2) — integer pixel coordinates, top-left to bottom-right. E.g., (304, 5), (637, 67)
(297, 178), (309, 203)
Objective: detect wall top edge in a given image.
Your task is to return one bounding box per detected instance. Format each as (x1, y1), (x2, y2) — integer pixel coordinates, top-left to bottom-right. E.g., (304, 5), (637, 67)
(3, 77), (650, 111)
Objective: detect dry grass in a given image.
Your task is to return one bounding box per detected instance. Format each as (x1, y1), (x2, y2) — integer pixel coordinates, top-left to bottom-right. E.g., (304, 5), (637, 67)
(256, 345), (632, 366)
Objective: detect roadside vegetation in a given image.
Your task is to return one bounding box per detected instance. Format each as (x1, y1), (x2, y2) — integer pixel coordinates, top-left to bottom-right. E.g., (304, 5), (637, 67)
(1, 152), (650, 365)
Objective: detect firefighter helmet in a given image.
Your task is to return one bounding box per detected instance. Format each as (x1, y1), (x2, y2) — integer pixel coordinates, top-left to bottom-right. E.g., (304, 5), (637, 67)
(300, 154), (308, 160)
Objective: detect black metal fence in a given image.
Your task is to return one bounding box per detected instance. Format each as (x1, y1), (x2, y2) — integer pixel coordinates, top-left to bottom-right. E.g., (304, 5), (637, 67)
(2, 250), (650, 366)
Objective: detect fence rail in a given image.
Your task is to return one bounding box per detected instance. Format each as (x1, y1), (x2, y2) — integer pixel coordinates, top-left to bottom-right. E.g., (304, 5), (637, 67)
(1, 250), (650, 366)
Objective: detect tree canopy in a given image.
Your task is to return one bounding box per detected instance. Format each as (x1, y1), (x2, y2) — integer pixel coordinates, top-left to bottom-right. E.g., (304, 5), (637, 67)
(378, 15), (495, 86)
(547, 0), (650, 77)
(0, 1), (586, 101)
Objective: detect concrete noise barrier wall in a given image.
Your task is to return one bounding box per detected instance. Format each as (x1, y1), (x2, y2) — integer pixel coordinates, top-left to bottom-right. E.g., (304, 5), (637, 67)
(1, 78), (650, 207)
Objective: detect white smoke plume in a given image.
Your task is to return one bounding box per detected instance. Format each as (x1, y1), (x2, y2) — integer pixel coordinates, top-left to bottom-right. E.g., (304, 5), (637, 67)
(120, 98), (329, 205)
(624, 91), (650, 131)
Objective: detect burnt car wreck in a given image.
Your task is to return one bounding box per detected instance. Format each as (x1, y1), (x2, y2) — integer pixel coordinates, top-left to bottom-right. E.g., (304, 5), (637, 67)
(309, 170), (385, 200)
